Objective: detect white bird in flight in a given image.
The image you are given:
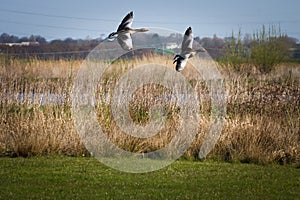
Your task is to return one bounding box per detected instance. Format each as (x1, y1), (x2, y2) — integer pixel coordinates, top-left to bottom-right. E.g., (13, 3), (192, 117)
(108, 11), (148, 51)
(173, 27), (206, 72)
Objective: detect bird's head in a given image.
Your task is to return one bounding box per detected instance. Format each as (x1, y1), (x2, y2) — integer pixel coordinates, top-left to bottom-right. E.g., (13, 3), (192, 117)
(139, 28), (149, 32)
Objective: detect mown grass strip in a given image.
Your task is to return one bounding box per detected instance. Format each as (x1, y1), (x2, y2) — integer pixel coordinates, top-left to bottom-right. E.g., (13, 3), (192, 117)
(0, 157), (299, 199)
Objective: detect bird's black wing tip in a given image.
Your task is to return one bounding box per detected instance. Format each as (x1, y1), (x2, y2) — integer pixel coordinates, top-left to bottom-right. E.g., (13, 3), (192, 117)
(124, 11), (133, 18)
(185, 27), (192, 35)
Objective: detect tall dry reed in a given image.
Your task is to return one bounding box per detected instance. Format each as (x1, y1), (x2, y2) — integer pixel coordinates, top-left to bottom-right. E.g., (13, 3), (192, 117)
(0, 57), (299, 165)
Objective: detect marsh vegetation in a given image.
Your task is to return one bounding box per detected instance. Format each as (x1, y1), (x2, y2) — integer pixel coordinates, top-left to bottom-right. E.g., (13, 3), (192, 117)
(0, 55), (299, 165)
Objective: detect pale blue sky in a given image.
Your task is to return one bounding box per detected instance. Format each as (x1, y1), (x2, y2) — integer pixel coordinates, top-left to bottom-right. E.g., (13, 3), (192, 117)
(0, 0), (299, 40)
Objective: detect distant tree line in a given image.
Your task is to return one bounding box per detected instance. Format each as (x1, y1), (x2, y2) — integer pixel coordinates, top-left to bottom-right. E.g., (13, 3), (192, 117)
(0, 26), (299, 66)
(0, 33), (100, 59)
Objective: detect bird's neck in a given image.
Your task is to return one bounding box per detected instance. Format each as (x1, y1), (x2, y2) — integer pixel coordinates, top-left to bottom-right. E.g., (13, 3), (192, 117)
(132, 28), (148, 33)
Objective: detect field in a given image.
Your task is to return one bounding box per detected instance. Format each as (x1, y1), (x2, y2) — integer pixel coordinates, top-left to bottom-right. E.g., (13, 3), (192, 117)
(0, 56), (300, 198)
(0, 157), (299, 199)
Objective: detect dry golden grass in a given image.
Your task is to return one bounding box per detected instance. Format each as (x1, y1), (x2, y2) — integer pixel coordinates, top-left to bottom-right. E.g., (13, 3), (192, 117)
(0, 58), (81, 79)
(0, 57), (299, 164)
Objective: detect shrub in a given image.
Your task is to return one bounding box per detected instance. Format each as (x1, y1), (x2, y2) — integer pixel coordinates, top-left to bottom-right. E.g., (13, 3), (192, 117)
(222, 30), (248, 71)
(250, 25), (290, 73)
(223, 25), (291, 74)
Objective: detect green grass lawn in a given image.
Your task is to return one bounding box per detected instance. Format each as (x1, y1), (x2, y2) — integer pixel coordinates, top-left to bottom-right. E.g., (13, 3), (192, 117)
(0, 157), (299, 200)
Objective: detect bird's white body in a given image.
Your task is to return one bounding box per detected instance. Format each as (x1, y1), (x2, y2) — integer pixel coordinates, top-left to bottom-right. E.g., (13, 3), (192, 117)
(117, 32), (132, 51)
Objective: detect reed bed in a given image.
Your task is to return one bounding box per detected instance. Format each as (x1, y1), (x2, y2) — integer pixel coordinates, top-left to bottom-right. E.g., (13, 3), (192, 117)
(0, 57), (299, 165)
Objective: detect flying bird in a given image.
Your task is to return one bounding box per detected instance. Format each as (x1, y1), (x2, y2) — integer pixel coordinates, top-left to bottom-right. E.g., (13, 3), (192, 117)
(108, 11), (148, 51)
(173, 27), (206, 72)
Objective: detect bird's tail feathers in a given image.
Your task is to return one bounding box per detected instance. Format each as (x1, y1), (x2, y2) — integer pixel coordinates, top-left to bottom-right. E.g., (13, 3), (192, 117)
(108, 32), (118, 41)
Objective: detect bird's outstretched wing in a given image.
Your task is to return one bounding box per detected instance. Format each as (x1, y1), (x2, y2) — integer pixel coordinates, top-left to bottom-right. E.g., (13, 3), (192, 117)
(181, 27), (193, 55)
(117, 11), (133, 31)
